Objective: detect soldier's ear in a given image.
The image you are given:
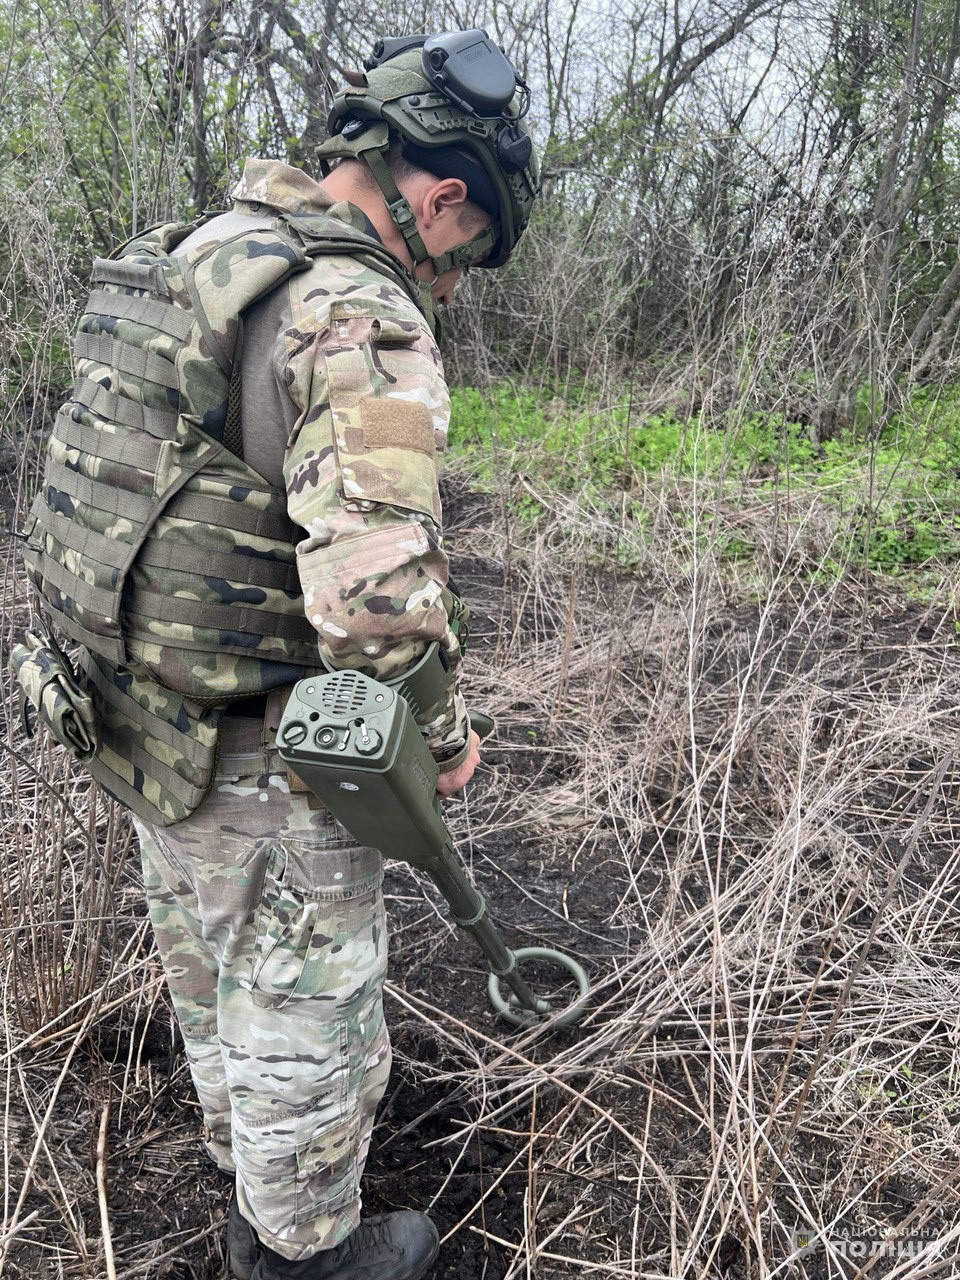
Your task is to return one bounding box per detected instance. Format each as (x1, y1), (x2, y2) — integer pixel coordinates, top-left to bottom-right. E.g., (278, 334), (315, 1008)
(423, 178), (470, 227)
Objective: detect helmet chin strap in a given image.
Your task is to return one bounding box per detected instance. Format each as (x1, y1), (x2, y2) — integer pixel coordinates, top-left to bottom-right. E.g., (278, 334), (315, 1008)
(360, 143), (498, 278)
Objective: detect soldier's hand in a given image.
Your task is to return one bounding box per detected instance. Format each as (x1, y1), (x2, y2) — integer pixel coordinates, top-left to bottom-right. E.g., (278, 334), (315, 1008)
(435, 730), (481, 797)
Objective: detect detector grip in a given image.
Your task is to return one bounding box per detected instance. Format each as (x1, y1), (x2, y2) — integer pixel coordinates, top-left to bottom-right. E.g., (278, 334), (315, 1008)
(469, 711), (494, 741)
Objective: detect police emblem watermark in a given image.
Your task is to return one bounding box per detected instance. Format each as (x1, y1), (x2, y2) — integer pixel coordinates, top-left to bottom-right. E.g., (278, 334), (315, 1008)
(792, 1224), (940, 1262)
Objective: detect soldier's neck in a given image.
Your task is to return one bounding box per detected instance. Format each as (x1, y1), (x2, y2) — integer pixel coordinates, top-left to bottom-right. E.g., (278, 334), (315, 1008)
(319, 167), (413, 269)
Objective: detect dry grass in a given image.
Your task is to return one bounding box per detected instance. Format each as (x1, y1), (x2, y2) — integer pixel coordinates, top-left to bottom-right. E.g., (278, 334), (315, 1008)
(3, 448), (960, 1278)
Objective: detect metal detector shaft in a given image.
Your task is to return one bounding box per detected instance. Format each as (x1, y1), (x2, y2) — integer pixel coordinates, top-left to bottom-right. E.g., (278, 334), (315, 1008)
(423, 841), (548, 1017)
(274, 645), (590, 1028)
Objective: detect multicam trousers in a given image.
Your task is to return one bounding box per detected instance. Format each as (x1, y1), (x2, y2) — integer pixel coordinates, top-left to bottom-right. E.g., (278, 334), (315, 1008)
(133, 709), (392, 1262)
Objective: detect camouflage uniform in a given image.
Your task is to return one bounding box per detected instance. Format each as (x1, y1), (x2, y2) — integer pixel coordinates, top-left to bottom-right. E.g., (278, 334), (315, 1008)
(134, 715), (390, 1259)
(129, 159), (469, 1260)
(17, 160), (469, 827)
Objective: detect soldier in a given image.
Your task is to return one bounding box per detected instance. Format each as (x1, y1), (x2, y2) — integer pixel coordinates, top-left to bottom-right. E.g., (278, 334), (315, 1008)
(14, 27), (538, 1280)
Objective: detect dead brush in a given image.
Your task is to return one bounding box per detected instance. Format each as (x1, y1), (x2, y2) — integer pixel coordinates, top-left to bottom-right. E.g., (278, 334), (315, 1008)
(4, 431), (960, 1277)
(412, 458), (960, 1279)
(4, 360), (960, 1275)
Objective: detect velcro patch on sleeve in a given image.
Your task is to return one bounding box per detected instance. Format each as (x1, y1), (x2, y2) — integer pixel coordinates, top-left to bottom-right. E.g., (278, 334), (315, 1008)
(358, 399), (436, 457)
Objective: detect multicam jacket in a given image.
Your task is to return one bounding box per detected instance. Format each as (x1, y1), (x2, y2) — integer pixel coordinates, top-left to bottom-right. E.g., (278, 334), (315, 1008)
(227, 161), (468, 739)
(21, 159), (469, 825)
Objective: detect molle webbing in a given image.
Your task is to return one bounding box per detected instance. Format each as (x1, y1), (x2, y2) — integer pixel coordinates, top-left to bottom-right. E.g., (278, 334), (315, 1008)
(58, 407), (173, 466)
(84, 289), (194, 340)
(91, 256), (170, 295)
(79, 648), (216, 825)
(72, 377), (179, 437)
(74, 332), (180, 389)
(163, 490), (300, 538)
(125, 588), (314, 639)
(134, 539), (300, 591)
(24, 207), (428, 825)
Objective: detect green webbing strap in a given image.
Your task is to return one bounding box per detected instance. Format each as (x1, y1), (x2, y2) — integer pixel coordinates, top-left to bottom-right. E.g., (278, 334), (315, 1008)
(44, 457), (154, 524)
(33, 552), (116, 619)
(35, 506), (131, 570)
(91, 257), (169, 297)
(429, 225), (498, 275)
(84, 290), (194, 341)
(361, 145), (432, 267)
(358, 144), (498, 275)
(125, 590), (314, 639)
(181, 269), (232, 379)
(166, 492), (296, 539)
(135, 539), (301, 591)
(37, 607), (123, 667)
(72, 377), (179, 438)
(74, 332), (179, 390)
(57, 410), (164, 472)
(80, 650), (211, 766)
(448, 592), (470, 655)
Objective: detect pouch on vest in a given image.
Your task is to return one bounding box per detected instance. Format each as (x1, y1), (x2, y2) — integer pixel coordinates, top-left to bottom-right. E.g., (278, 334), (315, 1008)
(9, 628), (99, 761)
(76, 648), (221, 825)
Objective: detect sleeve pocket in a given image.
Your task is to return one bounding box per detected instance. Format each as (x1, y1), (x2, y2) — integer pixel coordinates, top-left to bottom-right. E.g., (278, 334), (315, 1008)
(322, 306), (443, 522)
(297, 520), (431, 624)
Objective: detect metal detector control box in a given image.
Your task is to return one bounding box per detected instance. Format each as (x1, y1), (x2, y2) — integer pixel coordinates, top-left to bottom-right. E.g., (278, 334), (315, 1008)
(276, 669), (450, 870)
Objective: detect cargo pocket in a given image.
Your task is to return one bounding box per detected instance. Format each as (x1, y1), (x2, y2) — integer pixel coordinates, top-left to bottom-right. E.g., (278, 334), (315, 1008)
(246, 839), (385, 1012)
(322, 305), (442, 523)
(295, 1105), (362, 1222)
(9, 629), (99, 761)
(231, 1096), (362, 1236)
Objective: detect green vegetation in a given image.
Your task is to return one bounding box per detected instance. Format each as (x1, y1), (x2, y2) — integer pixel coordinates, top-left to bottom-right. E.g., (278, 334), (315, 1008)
(449, 383), (960, 585)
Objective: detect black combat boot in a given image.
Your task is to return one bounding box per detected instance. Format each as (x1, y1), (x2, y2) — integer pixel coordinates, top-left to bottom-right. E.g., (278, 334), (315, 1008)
(249, 1212), (439, 1280)
(228, 1188), (261, 1280)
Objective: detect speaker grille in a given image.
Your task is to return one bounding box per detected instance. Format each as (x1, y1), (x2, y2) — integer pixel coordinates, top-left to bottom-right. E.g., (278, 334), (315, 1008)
(319, 671), (369, 715)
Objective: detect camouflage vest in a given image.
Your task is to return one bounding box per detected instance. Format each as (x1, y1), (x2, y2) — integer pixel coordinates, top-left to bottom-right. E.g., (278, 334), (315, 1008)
(22, 209), (428, 826)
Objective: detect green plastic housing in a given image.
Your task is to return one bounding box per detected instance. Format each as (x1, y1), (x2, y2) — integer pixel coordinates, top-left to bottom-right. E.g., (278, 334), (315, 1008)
(276, 670), (448, 869)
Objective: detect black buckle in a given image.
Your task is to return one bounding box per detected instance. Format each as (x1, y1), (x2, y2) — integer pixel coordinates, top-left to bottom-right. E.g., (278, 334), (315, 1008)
(387, 196), (416, 227)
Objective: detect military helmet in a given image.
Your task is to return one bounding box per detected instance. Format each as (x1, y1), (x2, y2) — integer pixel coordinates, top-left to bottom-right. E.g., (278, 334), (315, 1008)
(314, 31), (540, 276)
